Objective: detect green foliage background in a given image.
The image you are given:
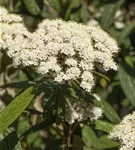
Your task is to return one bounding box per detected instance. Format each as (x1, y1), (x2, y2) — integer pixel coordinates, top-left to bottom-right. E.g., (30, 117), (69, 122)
(0, 0), (135, 150)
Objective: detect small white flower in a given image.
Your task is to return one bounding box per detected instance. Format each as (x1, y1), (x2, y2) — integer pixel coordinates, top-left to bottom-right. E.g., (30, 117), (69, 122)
(0, 7), (119, 92)
(108, 112), (135, 150)
(65, 100), (102, 124)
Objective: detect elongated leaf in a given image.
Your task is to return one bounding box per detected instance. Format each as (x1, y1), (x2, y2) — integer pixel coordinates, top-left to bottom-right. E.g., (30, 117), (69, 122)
(101, 0), (124, 30)
(117, 21), (135, 45)
(94, 100), (121, 124)
(0, 86), (36, 133)
(95, 135), (119, 149)
(23, 0), (41, 15)
(82, 125), (97, 147)
(48, 0), (61, 12)
(0, 127), (22, 150)
(95, 120), (114, 133)
(119, 65), (135, 106)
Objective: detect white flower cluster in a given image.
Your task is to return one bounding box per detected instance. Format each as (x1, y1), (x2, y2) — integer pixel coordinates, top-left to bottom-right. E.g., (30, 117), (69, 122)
(0, 7), (119, 92)
(65, 99), (102, 124)
(108, 112), (135, 150)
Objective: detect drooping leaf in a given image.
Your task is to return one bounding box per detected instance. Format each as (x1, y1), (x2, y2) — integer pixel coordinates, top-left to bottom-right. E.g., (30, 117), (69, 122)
(23, 0), (41, 15)
(95, 120), (114, 133)
(0, 127), (22, 150)
(117, 21), (135, 45)
(119, 65), (135, 106)
(101, 0), (124, 30)
(94, 100), (121, 124)
(0, 86), (36, 133)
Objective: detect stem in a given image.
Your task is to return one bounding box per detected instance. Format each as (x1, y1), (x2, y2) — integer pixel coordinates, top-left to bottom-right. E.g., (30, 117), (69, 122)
(63, 123), (79, 150)
(93, 71), (110, 81)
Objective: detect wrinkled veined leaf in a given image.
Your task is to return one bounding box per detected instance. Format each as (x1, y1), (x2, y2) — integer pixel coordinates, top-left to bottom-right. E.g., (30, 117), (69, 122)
(117, 21), (135, 45)
(119, 65), (135, 106)
(48, 0), (61, 13)
(23, 0), (41, 15)
(94, 100), (121, 124)
(101, 0), (124, 30)
(0, 86), (36, 133)
(95, 120), (114, 133)
(0, 127), (22, 150)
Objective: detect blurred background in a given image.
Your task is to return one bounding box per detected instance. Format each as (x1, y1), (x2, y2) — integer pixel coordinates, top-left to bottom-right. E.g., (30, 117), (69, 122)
(0, 0), (135, 149)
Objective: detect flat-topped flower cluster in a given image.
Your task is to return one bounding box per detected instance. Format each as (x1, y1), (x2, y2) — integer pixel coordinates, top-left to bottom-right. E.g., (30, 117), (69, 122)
(109, 111), (135, 150)
(0, 7), (119, 92)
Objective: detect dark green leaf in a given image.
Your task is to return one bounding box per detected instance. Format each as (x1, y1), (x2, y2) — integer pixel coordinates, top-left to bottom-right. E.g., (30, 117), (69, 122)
(72, 135), (84, 150)
(95, 120), (114, 133)
(14, 0), (22, 13)
(65, 0), (82, 20)
(94, 100), (121, 124)
(0, 86), (36, 133)
(23, 0), (41, 15)
(119, 65), (135, 106)
(101, 0), (124, 30)
(0, 127), (22, 150)
(117, 21), (135, 45)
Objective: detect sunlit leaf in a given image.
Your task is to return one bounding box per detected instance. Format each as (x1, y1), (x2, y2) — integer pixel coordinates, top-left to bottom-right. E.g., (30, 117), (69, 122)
(0, 86), (36, 133)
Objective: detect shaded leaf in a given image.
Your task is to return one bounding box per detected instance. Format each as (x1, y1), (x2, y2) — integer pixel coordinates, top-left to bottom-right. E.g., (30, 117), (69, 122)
(117, 21), (135, 45)
(119, 65), (135, 106)
(72, 135), (84, 150)
(0, 86), (36, 133)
